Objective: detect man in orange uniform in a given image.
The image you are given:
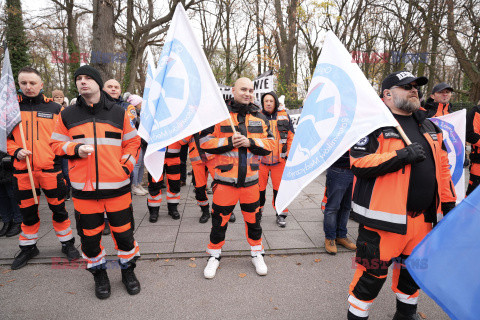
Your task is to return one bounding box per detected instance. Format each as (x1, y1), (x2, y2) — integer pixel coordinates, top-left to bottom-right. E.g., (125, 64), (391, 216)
(258, 91), (294, 227)
(201, 77), (275, 279)
(146, 141), (185, 222)
(180, 127), (215, 223)
(466, 100), (480, 195)
(50, 65), (141, 299)
(423, 82), (454, 118)
(7, 67), (79, 270)
(347, 71), (456, 320)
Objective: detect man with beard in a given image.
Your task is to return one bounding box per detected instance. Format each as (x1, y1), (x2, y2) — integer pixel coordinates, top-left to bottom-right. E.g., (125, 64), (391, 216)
(346, 71), (456, 320)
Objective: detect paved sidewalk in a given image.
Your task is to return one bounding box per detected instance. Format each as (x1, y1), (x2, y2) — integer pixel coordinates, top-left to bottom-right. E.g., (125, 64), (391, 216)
(0, 173), (361, 264)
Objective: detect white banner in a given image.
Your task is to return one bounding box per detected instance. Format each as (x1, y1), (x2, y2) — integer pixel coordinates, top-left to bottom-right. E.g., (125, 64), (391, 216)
(218, 70), (274, 104)
(138, 4), (230, 181)
(275, 31), (398, 214)
(429, 110), (466, 202)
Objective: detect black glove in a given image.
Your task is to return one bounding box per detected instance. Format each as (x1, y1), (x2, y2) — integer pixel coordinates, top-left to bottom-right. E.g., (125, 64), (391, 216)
(397, 142), (426, 164)
(441, 202), (456, 215)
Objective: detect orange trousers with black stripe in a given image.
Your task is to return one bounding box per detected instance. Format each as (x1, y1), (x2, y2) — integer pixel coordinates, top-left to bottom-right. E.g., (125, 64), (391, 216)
(259, 161), (288, 215)
(207, 184), (263, 255)
(348, 215), (431, 318)
(13, 170), (73, 247)
(192, 160), (215, 207)
(73, 193), (139, 268)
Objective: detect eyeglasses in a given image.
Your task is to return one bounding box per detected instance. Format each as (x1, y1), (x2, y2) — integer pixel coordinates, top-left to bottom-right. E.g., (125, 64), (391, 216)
(392, 83), (420, 91)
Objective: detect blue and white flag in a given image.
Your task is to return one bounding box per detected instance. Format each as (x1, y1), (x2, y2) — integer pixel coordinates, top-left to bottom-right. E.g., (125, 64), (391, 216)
(429, 110), (466, 202)
(275, 31), (398, 213)
(138, 4), (230, 180)
(407, 185), (480, 320)
(0, 48), (22, 153)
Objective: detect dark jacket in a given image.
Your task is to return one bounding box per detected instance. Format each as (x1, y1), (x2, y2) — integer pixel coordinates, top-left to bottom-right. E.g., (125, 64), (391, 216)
(423, 97), (453, 118)
(0, 152), (14, 184)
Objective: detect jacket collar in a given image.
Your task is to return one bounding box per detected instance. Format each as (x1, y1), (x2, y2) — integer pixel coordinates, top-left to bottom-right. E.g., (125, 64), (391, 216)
(19, 93), (45, 105)
(76, 91), (115, 114)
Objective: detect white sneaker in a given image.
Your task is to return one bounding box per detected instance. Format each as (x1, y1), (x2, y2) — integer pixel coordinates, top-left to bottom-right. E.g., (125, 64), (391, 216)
(132, 185), (147, 196)
(252, 254), (268, 276)
(204, 256), (220, 279)
(138, 185), (149, 194)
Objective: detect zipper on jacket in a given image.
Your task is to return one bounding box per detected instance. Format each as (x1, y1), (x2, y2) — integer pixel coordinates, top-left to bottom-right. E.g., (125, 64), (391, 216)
(30, 108), (34, 170)
(93, 116), (100, 198)
(37, 121), (39, 140)
(26, 121), (28, 141)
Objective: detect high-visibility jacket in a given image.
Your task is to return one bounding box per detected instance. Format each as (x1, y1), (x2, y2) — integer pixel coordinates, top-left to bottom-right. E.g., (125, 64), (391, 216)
(466, 105), (480, 173)
(201, 100), (275, 188)
(424, 98), (453, 118)
(180, 127), (215, 165)
(350, 113), (456, 235)
(7, 94), (63, 171)
(50, 92), (140, 199)
(261, 109), (294, 165)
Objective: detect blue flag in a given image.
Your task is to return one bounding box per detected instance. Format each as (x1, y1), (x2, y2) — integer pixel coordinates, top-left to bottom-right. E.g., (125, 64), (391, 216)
(407, 186), (480, 320)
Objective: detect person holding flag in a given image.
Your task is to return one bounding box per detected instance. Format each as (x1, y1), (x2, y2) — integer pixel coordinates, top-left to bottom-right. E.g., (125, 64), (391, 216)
(466, 100), (480, 195)
(347, 71), (457, 320)
(258, 91), (294, 227)
(50, 65), (141, 300)
(201, 77), (275, 279)
(7, 67), (79, 270)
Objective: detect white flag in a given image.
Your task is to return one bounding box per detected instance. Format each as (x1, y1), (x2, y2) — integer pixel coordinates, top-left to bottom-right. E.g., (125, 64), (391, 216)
(138, 4), (230, 180)
(429, 110), (466, 202)
(275, 31), (398, 214)
(0, 48), (22, 153)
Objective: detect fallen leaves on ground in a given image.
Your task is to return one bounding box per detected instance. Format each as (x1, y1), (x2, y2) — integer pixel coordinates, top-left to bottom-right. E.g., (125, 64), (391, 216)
(7, 279), (16, 283)
(189, 263), (197, 268)
(238, 273), (247, 278)
(281, 255), (288, 258)
(296, 262), (302, 266)
(2, 269), (11, 274)
(190, 257), (196, 261)
(314, 259), (321, 263)
(164, 259), (170, 262)
(325, 280), (332, 284)
(418, 312), (427, 319)
(66, 292), (76, 295)
(273, 307), (279, 310)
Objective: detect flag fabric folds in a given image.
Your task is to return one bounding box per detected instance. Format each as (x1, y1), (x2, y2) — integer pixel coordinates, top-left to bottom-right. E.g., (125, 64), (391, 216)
(406, 185), (480, 320)
(138, 4), (230, 181)
(275, 30), (398, 214)
(0, 48), (22, 153)
(429, 110), (466, 202)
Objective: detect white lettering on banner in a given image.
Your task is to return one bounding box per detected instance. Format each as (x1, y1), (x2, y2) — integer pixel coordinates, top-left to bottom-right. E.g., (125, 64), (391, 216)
(219, 71), (274, 104)
(396, 71), (414, 80)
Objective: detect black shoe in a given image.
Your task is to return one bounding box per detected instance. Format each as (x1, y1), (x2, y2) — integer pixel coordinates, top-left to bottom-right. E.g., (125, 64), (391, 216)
(61, 239), (80, 261)
(6, 222), (22, 237)
(229, 213), (236, 223)
(11, 245), (39, 270)
(392, 299), (419, 320)
(0, 221), (12, 237)
(65, 188), (71, 201)
(167, 203), (180, 220)
(276, 215), (286, 228)
(120, 261), (141, 295)
(148, 206), (159, 223)
(103, 221), (111, 235)
(392, 312), (420, 320)
(199, 205), (210, 223)
(88, 266), (111, 299)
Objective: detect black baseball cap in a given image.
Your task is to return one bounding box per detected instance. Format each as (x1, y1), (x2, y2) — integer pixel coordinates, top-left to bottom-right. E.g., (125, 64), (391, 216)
(432, 82), (453, 94)
(381, 71), (428, 92)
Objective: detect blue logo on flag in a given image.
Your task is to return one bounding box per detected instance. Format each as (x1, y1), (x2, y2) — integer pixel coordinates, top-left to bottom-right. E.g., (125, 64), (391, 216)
(148, 39), (201, 142)
(283, 63), (356, 180)
(430, 118), (464, 185)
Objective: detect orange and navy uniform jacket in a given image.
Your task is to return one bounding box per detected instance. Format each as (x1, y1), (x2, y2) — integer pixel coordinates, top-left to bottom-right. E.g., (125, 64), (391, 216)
(180, 127), (215, 165)
(201, 99), (275, 187)
(466, 104), (480, 174)
(260, 93), (294, 165)
(7, 94), (63, 171)
(350, 112), (456, 235)
(423, 98), (452, 118)
(50, 92), (140, 199)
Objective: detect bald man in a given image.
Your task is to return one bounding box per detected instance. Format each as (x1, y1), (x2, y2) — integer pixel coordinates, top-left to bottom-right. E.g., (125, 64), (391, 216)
(200, 77), (275, 279)
(104, 79), (137, 129)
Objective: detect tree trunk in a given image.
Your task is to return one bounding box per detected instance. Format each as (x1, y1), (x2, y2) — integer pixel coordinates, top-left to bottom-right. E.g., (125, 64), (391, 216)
(91, 0), (115, 81)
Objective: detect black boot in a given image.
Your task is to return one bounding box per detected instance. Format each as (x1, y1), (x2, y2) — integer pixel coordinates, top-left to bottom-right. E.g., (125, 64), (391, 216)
(392, 299), (420, 320)
(11, 245), (40, 270)
(229, 212), (236, 223)
(6, 222), (22, 237)
(167, 203), (180, 220)
(61, 238), (80, 261)
(199, 205), (210, 224)
(0, 221), (12, 237)
(148, 206), (159, 223)
(120, 260), (141, 295)
(88, 264), (111, 299)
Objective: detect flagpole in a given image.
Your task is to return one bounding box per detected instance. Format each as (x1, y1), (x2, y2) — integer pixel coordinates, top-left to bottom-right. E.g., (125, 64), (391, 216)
(228, 117), (237, 133)
(18, 123), (38, 204)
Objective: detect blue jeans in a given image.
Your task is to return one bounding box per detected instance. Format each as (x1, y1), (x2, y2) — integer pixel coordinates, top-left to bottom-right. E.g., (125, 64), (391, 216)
(132, 145), (146, 185)
(0, 182), (22, 223)
(323, 167), (353, 240)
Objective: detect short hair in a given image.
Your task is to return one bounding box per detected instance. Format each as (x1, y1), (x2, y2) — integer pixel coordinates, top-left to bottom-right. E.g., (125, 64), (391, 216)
(18, 67), (41, 78)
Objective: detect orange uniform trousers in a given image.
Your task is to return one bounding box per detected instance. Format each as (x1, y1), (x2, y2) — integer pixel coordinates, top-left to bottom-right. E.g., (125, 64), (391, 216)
(73, 193), (139, 268)
(13, 170), (72, 247)
(259, 161), (288, 215)
(207, 184), (263, 257)
(347, 214), (432, 318)
(192, 160), (215, 207)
